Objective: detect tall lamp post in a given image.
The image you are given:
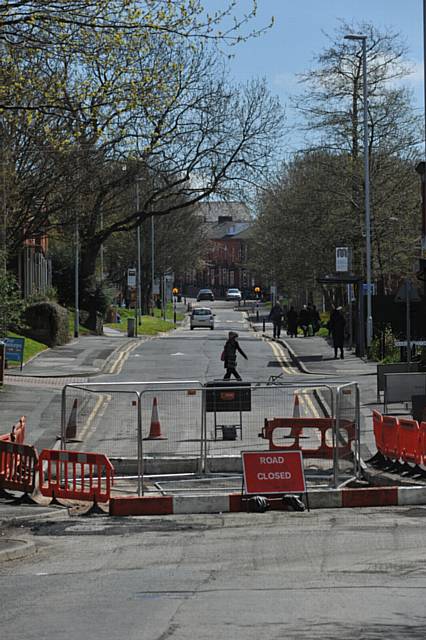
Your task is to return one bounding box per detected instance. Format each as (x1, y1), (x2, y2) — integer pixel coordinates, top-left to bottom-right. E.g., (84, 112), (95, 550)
(344, 33), (373, 348)
(135, 180), (142, 336)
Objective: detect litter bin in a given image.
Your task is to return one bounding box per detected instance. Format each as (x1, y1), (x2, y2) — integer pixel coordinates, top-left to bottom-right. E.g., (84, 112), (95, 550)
(127, 317), (135, 337)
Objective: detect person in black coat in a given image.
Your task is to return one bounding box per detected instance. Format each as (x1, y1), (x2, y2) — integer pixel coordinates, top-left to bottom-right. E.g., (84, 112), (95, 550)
(298, 305), (310, 338)
(222, 331), (248, 380)
(286, 306), (298, 338)
(329, 307), (346, 359)
(269, 302), (284, 339)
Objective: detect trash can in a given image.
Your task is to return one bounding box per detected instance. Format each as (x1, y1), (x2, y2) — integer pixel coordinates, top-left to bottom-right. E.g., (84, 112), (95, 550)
(127, 317), (135, 337)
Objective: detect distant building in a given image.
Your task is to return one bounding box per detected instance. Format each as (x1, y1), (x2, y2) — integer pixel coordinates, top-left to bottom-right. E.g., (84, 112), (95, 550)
(16, 233), (52, 299)
(183, 201), (255, 297)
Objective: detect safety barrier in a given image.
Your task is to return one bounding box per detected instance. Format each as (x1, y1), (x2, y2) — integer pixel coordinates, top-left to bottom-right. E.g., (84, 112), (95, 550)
(371, 411), (426, 468)
(258, 417), (356, 460)
(0, 416), (26, 444)
(38, 449), (114, 503)
(0, 440), (38, 494)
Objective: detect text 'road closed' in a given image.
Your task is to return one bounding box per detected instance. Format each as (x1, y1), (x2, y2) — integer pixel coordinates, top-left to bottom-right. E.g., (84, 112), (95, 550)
(242, 451), (306, 495)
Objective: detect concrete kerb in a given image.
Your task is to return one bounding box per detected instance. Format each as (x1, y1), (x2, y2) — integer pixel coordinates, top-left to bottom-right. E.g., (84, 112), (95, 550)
(0, 538), (36, 563)
(109, 484), (426, 516)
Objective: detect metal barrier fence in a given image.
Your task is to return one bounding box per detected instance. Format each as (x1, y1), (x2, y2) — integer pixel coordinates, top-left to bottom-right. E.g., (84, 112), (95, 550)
(61, 380), (360, 495)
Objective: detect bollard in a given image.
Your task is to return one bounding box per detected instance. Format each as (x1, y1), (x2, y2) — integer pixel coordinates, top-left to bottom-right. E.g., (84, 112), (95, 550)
(262, 317), (265, 332)
(173, 310), (177, 327)
(256, 310), (259, 321)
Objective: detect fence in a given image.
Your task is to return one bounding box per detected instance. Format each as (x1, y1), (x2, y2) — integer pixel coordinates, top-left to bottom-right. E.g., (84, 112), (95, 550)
(61, 380), (360, 495)
(371, 410), (426, 468)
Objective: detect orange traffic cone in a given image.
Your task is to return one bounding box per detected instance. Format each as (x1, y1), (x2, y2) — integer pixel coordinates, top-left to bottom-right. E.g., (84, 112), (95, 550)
(144, 397), (167, 440)
(290, 393), (302, 439)
(293, 393), (301, 418)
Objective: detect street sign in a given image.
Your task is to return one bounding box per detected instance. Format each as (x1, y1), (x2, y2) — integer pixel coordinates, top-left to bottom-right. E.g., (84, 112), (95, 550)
(4, 337), (25, 371)
(336, 247), (350, 272)
(127, 268), (136, 287)
(242, 451), (306, 495)
(394, 280), (421, 303)
(395, 341), (426, 347)
(362, 283), (375, 295)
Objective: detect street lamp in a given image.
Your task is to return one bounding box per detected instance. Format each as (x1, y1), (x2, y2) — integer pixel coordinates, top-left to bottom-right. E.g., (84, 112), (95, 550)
(135, 180), (143, 336)
(344, 33), (373, 348)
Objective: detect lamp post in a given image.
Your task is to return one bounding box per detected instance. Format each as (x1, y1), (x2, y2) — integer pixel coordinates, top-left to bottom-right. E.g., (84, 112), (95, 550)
(344, 33), (373, 348)
(151, 214), (155, 315)
(74, 213), (79, 338)
(135, 180), (142, 336)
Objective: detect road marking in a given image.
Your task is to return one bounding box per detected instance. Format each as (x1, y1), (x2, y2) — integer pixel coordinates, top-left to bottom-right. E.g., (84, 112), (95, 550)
(108, 341), (140, 375)
(267, 339), (298, 375)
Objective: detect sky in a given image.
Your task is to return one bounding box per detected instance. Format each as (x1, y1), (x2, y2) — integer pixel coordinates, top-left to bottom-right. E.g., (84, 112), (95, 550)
(203, 0), (424, 153)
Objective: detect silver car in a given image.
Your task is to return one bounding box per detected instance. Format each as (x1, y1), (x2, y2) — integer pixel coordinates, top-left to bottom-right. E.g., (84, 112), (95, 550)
(190, 307), (215, 330)
(225, 288), (242, 301)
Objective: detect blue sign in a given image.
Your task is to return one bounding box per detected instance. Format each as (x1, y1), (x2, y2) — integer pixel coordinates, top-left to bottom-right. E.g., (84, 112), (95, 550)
(3, 337), (25, 370)
(362, 283), (375, 295)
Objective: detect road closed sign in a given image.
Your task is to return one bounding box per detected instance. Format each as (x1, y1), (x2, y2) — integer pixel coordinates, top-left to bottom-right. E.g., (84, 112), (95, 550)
(242, 451), (306, 495)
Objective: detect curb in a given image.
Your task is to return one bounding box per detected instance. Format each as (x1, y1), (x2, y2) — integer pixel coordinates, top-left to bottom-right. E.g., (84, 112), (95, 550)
(0, 538), (36, 563)
(109, 485), (426, 516)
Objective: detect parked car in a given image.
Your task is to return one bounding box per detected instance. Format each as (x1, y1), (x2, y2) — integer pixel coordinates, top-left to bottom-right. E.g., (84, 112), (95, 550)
(225, 288), (242, 301)
(197, 288), (214, 301)
(190, 307), (215, 330)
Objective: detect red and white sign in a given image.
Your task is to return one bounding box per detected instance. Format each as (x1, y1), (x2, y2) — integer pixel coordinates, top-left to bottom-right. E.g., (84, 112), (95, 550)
(242, 451), (306, 495)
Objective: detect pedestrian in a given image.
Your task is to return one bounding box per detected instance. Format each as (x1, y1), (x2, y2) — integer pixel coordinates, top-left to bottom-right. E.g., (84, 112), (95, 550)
(222, 331), (248, 380)
(311, 305), (321, 335)
(298, 305), (310, 338)
(286, 306), (298, 338)
(329, 306), (346, 359)
(269, 301), (284, 339)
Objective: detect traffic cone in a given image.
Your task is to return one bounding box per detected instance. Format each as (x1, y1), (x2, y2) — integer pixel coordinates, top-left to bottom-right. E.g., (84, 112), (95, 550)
(144, 397), (167, 440)
(293, 393), (301, 418)
(290, 393), (302, 439)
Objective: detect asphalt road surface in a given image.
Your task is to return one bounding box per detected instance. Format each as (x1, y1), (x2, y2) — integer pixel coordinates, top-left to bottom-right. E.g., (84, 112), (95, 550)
(2, 507), (426, 640)
(65, 303), (334, 462)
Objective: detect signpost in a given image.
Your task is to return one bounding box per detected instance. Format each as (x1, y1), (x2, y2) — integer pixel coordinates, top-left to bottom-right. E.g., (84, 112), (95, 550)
(242, 450), (306, 496)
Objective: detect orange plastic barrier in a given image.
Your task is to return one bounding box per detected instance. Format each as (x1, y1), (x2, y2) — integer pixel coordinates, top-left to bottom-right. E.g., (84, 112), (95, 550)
(10, 416), (26, 444)
(0, 440), (38, 494)
(259, 417), (356, 459)
(399, 418), (421, 465)
(38, 449), (114, 503)
(381, 415), (400, 460)
(372, 410), (384, 454)
(419, 422), (426, 465)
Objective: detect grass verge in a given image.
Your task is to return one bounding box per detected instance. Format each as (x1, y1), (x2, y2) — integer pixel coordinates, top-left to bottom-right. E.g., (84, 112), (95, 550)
(5, 332), (48, 367)
(105, 306), (184, 335)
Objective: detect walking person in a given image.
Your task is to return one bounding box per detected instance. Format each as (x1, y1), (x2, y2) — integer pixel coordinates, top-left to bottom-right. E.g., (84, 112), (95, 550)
(222, 331), (248, 380)
(269, 301), (284, 339)
(286, 306), (298, 338)
(311, 305), (321, 335)
(298, 305), (310, 338)
(329, 306), (346, 359)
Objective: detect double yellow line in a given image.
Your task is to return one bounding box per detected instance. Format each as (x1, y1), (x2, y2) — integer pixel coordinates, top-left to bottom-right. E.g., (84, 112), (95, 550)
(107, 340), (140, 375)
(264, 338), (321, 418)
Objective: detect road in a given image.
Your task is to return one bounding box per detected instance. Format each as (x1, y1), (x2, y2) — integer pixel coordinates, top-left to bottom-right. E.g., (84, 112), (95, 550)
(63, 302), (336, 468)
(1, 507), (426, 640)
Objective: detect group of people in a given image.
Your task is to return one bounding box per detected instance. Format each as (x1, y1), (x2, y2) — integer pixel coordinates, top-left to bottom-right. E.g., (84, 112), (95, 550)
(221, 303), (347, 381)
(268, 302), (321, 339)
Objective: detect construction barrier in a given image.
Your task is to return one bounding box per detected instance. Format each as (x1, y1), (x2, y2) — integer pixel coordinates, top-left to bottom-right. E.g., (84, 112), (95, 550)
(0, 440), (38, 494)
(259, 417), (356, 460)
(10, 416), (26, 444)
(38, 449), (114, 503)
(0, 416), (26, 444)
(381, 415), (400, 460)
(371, 411), (426, 468)
(399, 419), (420, 465)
